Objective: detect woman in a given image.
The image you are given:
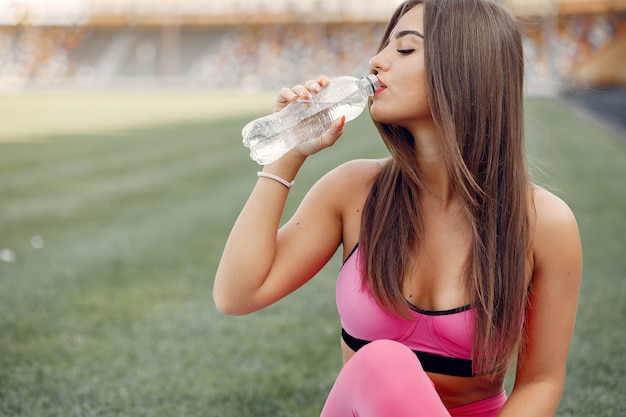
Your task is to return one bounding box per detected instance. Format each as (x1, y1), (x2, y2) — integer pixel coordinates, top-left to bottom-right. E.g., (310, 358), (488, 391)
(214, 0), (582, 416)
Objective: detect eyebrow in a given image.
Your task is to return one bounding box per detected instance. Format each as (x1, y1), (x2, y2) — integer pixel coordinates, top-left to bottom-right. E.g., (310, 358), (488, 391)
(395, 30), (424, 40)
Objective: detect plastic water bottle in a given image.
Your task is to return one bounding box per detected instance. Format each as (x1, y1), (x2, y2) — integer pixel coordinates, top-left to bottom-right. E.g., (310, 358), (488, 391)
(242, 74), (383, 165)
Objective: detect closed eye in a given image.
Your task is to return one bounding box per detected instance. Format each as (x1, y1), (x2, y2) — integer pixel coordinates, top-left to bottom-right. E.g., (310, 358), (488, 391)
(397, 49), (415, 55)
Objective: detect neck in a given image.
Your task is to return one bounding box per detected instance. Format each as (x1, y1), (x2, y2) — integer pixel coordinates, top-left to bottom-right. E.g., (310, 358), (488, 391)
(410, 122), (455, 209)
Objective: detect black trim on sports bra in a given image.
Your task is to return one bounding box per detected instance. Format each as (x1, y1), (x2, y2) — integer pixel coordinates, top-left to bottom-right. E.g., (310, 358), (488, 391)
(406, 301), (473, 316)
(342, 243), (360, 265)
(341, 328), (475, 377)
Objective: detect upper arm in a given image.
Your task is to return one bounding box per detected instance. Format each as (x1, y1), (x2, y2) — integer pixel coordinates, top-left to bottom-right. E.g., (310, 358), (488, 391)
(515, 187), (583, 387)
(253, 160), (376, 309)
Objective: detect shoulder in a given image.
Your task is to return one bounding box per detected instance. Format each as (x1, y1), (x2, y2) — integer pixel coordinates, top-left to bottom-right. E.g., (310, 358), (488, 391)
(314, 158), (388, 194)
(531, 185), (578, 237)
(327, 158), (387, 180)
(305, 158), (388, 248)
(297, 158), (388, 217)
(530, 185), (582, 274)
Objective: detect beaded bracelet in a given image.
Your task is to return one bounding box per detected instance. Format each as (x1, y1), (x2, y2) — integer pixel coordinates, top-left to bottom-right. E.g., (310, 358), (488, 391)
(257, 172), (295, 188)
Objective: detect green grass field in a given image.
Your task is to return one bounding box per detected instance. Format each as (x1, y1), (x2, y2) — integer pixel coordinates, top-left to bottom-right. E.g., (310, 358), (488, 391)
(0, 90), (624, 417)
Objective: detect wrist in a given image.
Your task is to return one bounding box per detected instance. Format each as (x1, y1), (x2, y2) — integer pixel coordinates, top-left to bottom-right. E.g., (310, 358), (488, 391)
(257, 172), (294, 188)
(262, 151), (306, 181)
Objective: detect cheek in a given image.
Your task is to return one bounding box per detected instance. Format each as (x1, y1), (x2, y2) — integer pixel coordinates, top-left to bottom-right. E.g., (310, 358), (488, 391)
(369, 72), (431, 124)
(369, 98), (430, 125)
(407, 73), (431, 117)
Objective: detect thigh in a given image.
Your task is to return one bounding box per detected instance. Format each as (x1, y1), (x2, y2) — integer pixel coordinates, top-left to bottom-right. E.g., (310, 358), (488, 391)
(320, 340), (451, 417)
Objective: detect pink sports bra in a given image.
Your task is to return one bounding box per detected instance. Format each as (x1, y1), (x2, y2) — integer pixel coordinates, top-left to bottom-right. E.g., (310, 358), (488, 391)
(337, 245), (476, 377)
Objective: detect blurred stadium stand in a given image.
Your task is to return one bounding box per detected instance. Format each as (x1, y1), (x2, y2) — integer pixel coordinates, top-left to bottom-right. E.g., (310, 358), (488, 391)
(0, 0), (625, 91)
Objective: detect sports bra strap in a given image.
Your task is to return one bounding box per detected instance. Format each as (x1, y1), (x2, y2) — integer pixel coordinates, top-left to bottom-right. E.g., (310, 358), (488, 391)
(341, 328), (475, 378)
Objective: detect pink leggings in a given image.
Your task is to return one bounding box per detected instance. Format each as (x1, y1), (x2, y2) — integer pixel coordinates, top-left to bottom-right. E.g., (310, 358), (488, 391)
(320, 340), (506, 417)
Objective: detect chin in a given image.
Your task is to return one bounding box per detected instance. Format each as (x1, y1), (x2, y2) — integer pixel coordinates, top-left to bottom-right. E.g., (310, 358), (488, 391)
(369, 106), (391, 125)
(370, 112), (402, 128)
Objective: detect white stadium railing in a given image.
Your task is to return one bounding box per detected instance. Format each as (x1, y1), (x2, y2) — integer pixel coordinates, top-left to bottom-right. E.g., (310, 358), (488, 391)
(4, 0), (623, 26)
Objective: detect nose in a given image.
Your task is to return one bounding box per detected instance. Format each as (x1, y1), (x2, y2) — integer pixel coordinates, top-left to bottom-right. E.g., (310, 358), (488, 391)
(369, 51), (386, 74)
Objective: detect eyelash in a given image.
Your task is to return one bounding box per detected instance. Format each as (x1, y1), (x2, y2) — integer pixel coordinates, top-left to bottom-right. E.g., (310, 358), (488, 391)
(397, 49), (414, 55)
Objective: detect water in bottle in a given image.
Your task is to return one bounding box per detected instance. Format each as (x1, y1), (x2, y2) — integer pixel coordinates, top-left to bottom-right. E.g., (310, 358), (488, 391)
(242, 74), (383, 165)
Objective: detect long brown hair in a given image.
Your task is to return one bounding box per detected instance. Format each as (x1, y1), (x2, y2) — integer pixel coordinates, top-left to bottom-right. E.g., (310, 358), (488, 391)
(360, 0), (530, 376)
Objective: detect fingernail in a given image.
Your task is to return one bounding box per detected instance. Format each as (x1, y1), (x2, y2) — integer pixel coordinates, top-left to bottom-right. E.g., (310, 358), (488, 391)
(340, 115), (346, 127)
(312, 83), (321, 92)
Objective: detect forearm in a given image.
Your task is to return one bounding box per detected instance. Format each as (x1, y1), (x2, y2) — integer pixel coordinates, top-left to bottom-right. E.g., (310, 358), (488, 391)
(498, 380), (563, 417)
(213, 154), (306, 314)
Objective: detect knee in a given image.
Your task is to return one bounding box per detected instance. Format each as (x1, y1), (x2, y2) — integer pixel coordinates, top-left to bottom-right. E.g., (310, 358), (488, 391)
(350, 339), (426, 379)
(356, 339), (419, 362)
(342, 340), (437, 415)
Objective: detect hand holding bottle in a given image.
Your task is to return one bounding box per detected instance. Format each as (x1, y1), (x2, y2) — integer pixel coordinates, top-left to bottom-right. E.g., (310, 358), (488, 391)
(242, 74), (382, 165)
(270, 75), (345, 159)
(273, 75), (330, 113)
